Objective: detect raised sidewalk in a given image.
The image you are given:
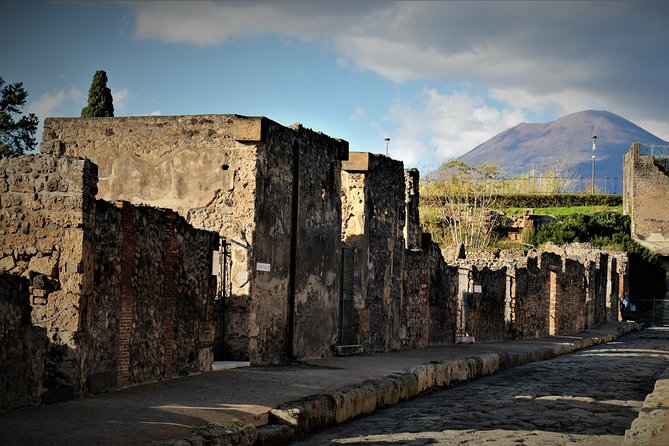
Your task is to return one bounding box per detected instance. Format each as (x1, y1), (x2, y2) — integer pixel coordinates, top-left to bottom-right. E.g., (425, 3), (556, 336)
(0, 322), (645, 445)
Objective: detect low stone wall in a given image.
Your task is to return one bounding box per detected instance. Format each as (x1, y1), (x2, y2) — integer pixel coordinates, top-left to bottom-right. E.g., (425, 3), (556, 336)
(85, 201), (218, 392)
(403, 241), (458, 348)
(0, 274), (47, 411)
(448, 245), (624, 343)
(0, 155), (218, 404)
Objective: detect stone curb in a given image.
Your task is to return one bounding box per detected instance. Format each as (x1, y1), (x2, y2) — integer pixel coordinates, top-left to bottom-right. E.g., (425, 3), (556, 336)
(147, 322), (639, 446)
(624, 359), (669, 444)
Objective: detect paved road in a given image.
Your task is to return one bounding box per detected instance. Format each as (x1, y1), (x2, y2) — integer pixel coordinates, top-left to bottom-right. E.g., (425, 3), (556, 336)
(294, 329), (669, 446)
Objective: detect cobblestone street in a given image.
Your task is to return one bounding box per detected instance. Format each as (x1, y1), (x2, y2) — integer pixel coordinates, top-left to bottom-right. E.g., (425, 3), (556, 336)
(293, 329), (669, 446)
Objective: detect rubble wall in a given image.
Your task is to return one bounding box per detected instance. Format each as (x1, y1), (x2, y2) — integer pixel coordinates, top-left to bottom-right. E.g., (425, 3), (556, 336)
(466, 266), (507, 342)
(0, 155), (217, 402)
(403, 241), (458, 347)
(42, 115), (259, 361)
(87, 201), (218, 391)
(0, 155), (96, 400)
(624, 143), (669, 255)
(42, 116), (347, 364)
(341, 154), (406, 352)
(513, 257), (550, 338)
(283, 125), (346, 360)
(0, 274), (46, 411)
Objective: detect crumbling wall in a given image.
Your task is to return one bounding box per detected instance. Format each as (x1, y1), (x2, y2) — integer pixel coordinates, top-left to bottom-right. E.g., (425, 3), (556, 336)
(403, 240), (457, 347)
(341, 153), (405, 352)
(556, 258), (587, 333)
(42, 115), (347, 364)
(0, 155), (217, 402)
(283, 125), (346, 360)
(455, 245), (625, 341)
(42, 115), (259, 361)
(512, 257), (550, 338)
(465, 266), (507, 342)
(0, 274), (46, 410)
(404, 169), (421, 251)
(341, 170), (369, 346)
(0, 155), (95, 401)
(86, 202), (217, 391)
(624, 143), (669, 255)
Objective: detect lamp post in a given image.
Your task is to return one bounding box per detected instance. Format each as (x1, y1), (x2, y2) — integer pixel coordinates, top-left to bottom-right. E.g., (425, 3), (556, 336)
(591, 135), (597, 194)
(384, 137), (390, 157)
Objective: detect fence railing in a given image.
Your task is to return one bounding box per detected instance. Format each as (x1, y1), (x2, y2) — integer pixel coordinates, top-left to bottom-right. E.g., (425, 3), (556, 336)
(481, 176), (623, 195)
(640, 144), (669, 157)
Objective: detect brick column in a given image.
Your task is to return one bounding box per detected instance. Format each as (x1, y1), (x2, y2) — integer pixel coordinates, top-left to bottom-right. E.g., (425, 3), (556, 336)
(161, 211), (177, 378)
(116, 202), (136, 387)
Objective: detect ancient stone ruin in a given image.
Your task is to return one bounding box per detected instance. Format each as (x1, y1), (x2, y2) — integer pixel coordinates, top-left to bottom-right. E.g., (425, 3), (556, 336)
(0, 114), (627, 410)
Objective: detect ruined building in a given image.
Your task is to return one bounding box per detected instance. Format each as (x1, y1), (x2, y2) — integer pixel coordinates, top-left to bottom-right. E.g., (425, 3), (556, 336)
(0, 114), (627, 411)
(0, 155), (217, 404)
(624, 142), (669, 322)
(41, 115), (348, 365)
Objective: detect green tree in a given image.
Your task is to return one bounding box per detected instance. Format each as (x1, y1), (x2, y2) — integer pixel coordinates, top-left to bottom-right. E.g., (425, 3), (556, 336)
(81, 70), (114, 117)
(0, 77), (39, 157)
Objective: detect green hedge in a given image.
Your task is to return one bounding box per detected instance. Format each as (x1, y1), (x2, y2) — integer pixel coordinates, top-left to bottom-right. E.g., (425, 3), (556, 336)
(493, 194), (622, 208)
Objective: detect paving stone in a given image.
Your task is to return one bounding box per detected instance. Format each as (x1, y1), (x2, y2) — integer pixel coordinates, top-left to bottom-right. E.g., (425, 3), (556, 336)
(293, 329), (669, 445)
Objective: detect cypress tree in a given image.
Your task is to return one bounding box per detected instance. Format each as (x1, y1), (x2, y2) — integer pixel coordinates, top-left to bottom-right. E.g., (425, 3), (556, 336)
(81, 70), (114, 117)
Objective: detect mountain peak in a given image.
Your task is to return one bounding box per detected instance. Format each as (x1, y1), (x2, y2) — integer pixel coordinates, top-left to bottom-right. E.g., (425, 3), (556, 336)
(458, 110), (667, 191)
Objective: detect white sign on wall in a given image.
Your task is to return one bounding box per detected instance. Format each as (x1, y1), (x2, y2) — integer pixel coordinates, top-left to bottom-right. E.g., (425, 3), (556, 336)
(256, 262), (271, 272)
(212, 250), (221, 276)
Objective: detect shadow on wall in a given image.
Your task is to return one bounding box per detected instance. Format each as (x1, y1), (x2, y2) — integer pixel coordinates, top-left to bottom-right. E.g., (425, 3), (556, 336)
(0, 274), (48, 410)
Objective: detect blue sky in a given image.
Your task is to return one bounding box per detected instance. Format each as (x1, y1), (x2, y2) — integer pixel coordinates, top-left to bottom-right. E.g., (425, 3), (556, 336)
(2, 0), (669, 168)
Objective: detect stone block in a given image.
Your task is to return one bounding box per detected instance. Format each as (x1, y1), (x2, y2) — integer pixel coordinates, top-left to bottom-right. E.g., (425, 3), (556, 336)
(0, 255), (15, 272)
(28, 254), (58, 277)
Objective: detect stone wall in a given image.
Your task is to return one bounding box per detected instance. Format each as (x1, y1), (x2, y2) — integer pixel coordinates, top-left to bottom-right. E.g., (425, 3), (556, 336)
(86, 201), (218, 392)
(341, 154), (457, 351)
(0, 274), (46, 410)
(42, 115), (348, 364)
(450, 245), (623, 342)
(464, 266), (508, 342)
(403, 241), (457, 347)
(0, 155), (96, 401)
(341, 153), (408, 351)
(0, 155), (218, 403)
(624, 142), (669, 255)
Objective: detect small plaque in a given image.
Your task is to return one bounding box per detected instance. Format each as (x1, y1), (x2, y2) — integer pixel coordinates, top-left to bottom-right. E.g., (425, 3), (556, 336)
(256, 262), (271, 272)
(473, 284), (482, 293)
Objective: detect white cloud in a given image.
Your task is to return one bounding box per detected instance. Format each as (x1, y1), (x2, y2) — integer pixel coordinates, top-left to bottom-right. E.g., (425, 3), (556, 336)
(27, 90), (67, 118)
(387, 86), (527, 166)
(128, 1), (669, 151)
(27, 86), (84, 119)
(148, 110), (162, 116)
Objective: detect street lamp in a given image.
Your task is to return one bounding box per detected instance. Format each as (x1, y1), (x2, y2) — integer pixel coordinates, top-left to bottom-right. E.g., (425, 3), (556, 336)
(591, 135), (597, 194)
(384, 137), (391, 156)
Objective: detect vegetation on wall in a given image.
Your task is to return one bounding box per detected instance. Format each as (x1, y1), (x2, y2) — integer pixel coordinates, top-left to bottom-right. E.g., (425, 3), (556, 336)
(0, 76), (38, 157)
(523, 212), (665, 297)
